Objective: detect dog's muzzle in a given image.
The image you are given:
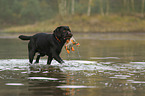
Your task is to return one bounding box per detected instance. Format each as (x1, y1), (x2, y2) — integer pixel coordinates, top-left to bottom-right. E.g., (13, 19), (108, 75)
(65, 31), (73, 39)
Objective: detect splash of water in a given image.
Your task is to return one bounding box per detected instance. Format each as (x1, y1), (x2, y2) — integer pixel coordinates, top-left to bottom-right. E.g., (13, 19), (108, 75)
(0, 59), (115, 72)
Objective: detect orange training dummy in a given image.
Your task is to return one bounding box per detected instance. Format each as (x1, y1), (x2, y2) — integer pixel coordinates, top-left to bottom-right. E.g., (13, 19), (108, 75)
(65, 37), (80, 54)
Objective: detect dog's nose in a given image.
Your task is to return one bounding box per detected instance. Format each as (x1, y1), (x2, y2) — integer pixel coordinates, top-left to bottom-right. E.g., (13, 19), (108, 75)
(67, 31), (73, 36)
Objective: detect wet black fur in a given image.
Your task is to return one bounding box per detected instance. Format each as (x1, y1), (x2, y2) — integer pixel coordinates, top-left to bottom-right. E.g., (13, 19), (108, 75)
(19, 26), (72, 65)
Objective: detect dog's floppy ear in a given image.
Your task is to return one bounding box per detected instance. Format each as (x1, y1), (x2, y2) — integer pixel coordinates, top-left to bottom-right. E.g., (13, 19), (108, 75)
(53, 26), (62, 38)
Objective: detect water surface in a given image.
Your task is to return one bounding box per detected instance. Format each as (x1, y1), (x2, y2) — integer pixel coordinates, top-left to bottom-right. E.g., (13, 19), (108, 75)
(0, 33), (145, 96)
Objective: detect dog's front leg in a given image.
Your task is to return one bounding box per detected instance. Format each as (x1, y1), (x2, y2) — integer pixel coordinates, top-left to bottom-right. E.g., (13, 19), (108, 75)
(47, 55), (53, 65)
(54, 56), (64, 64)
(52, 53), (64, 64)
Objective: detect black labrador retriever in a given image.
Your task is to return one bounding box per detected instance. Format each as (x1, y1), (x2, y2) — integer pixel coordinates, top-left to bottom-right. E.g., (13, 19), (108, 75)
(19, 26), (73, 65)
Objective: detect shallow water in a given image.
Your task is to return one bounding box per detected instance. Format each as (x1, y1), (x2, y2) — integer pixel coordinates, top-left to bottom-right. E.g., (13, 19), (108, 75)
(0, 33), (145, 96)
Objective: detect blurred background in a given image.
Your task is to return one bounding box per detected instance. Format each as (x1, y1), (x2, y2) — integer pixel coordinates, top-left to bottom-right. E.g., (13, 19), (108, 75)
(1, 1), (145, 96)
(0, 0), (145, 33)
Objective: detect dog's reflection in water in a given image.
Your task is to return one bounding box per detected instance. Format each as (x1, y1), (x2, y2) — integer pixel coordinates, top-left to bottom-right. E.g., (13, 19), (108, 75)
(28, 64), (67, 96)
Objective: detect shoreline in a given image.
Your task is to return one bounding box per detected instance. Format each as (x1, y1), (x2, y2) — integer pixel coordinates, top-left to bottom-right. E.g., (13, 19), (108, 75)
(1, 15), (145, 34)
(1, 32), (145, 40)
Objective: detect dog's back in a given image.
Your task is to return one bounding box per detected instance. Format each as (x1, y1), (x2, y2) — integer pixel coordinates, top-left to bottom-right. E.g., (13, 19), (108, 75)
(32, 33), (53, 50)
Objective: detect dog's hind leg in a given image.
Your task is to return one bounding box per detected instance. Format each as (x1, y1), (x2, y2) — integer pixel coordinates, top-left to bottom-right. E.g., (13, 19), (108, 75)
(35, 54), (41, 63)
(29, 50), (36, 64)
(28, 41), (36, 64)
(35, 54), (45, 63)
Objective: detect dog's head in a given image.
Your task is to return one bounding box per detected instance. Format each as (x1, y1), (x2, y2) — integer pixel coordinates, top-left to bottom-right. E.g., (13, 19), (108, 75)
(53, 26), (73, 41)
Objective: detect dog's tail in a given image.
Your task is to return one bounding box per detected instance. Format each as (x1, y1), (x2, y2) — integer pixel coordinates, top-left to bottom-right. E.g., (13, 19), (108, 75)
(19, 35), (32, 40)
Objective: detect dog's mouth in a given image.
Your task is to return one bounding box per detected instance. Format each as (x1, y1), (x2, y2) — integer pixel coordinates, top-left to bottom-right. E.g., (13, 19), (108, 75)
(64, 31), (73, 40)
(64, 35), (72, 39)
